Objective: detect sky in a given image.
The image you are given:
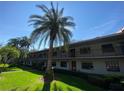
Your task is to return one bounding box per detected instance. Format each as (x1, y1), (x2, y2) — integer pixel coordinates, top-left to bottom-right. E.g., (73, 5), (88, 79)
(0, 1), (124, 49)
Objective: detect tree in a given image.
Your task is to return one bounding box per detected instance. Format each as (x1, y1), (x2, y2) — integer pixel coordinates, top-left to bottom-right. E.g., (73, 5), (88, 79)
(7, 36), (31, 62)
(0, 43), (2, 47)
(19, 36), (31, 50)
(7, 36), (31, 50)
(0, 46), (20, 70)
(29, 2), (75, 75)
(7, 38), (20, 48)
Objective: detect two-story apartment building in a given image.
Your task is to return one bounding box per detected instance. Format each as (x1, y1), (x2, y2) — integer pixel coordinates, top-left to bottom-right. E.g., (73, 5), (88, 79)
(24, 30), (124, 75)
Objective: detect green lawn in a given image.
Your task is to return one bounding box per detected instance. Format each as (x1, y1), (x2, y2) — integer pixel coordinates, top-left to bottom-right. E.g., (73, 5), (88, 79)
(0, 66), (102, 91)
(0, 67), (43, 91)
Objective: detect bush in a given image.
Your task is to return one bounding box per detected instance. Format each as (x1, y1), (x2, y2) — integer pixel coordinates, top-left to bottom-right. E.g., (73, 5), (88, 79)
(0, 46), (20, 65)
(103, 75), (122, 83)
(54, 69), (89, 79)
(86, 75), (124, 90)
(54, 69), (124, 90)
(86, 75), (106, 88)
(109, 83), (124, 90)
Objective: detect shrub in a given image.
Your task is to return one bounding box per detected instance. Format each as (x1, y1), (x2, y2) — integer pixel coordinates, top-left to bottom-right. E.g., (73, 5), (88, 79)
(0, 46), (20, 60)
(103, 75), (122, 83)
(54, 69), (122, 90)
(86, 75), (106, 88)
(0, 46), (20, 71)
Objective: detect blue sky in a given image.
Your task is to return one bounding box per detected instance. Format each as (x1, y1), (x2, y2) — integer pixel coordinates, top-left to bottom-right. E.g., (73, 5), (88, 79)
(0, 1), (124, 49)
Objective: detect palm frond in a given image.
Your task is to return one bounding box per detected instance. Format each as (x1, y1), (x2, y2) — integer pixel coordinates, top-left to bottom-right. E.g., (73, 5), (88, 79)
(59, 8), (64, 17)
(36, 4), (49, 14)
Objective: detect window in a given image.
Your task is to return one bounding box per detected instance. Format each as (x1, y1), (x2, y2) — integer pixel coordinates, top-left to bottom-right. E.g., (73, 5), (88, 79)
(102, 44), (115, 53)
(106, 61), (120, 72)
(60, 61), (67, 67)
(81, 62), (93, 69)
(80, 47), (91, 54)
(52, 62), (56, 67)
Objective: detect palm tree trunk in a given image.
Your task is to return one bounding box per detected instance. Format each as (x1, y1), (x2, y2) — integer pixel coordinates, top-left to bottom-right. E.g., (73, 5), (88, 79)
(46, 39), (53, 74)
(44, 39), (53, 83)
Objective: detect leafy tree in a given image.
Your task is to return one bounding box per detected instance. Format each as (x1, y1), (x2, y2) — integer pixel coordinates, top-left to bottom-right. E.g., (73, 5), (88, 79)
(7, 36), (31, 64)
(29, 2), (75, 76)
(0, 46), (20, 71)
(7, 36), (31, 50)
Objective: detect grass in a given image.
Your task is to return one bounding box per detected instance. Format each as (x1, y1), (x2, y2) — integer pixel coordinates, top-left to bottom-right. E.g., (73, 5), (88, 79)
(0, 66), (102, 91)
(0, 67), (43, 91)
(0, 64), (9, 67)
(51, 73), (102, 91)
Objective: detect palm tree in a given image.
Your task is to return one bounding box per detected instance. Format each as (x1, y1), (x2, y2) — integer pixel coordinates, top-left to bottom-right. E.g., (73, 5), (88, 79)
(19, 36), (31, 50)
(29, 2), (75, 75)
(7, 38), (20, 48)
(8, 36), (31, 50)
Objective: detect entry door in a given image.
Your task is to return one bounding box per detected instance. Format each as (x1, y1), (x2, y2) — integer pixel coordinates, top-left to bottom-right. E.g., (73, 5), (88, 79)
(72, 61), (76, 71)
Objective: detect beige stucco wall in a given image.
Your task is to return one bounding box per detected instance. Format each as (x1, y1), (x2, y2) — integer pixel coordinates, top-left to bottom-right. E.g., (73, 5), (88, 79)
(73, 39), (124, 58)
(55, 59), (124, 75)
(28, 34), (124, 75)
(76, 59), (124, 75)
(55, 61), (70, 70)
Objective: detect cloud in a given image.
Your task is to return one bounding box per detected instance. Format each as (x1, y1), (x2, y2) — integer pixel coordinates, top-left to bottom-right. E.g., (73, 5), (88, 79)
(81, 19), (121, 39)
(89, 20), (117, 31)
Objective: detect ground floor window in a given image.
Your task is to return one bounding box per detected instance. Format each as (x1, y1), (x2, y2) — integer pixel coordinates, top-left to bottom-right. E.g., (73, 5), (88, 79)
(60, 61), (67, 67)
(105, 61), (120, 72)
(81, 62), (93, 70)
(52, 62), (56, 67)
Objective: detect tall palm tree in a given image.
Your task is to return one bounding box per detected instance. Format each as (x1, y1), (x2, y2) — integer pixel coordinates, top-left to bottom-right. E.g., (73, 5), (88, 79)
(29, 2), (75, 74)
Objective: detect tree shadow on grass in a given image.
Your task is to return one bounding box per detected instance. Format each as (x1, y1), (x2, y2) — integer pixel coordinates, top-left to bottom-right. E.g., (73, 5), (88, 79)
(67, 87), (73, 91)
(42, 81), (51, 91)
(23, 87), (30, 91)
(54, 73), (102, 91)
(42, 74), (53, 91)
(17, 66), (44, 75)
(10, 87), (18, 91)
(42, 79), (61, 91)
